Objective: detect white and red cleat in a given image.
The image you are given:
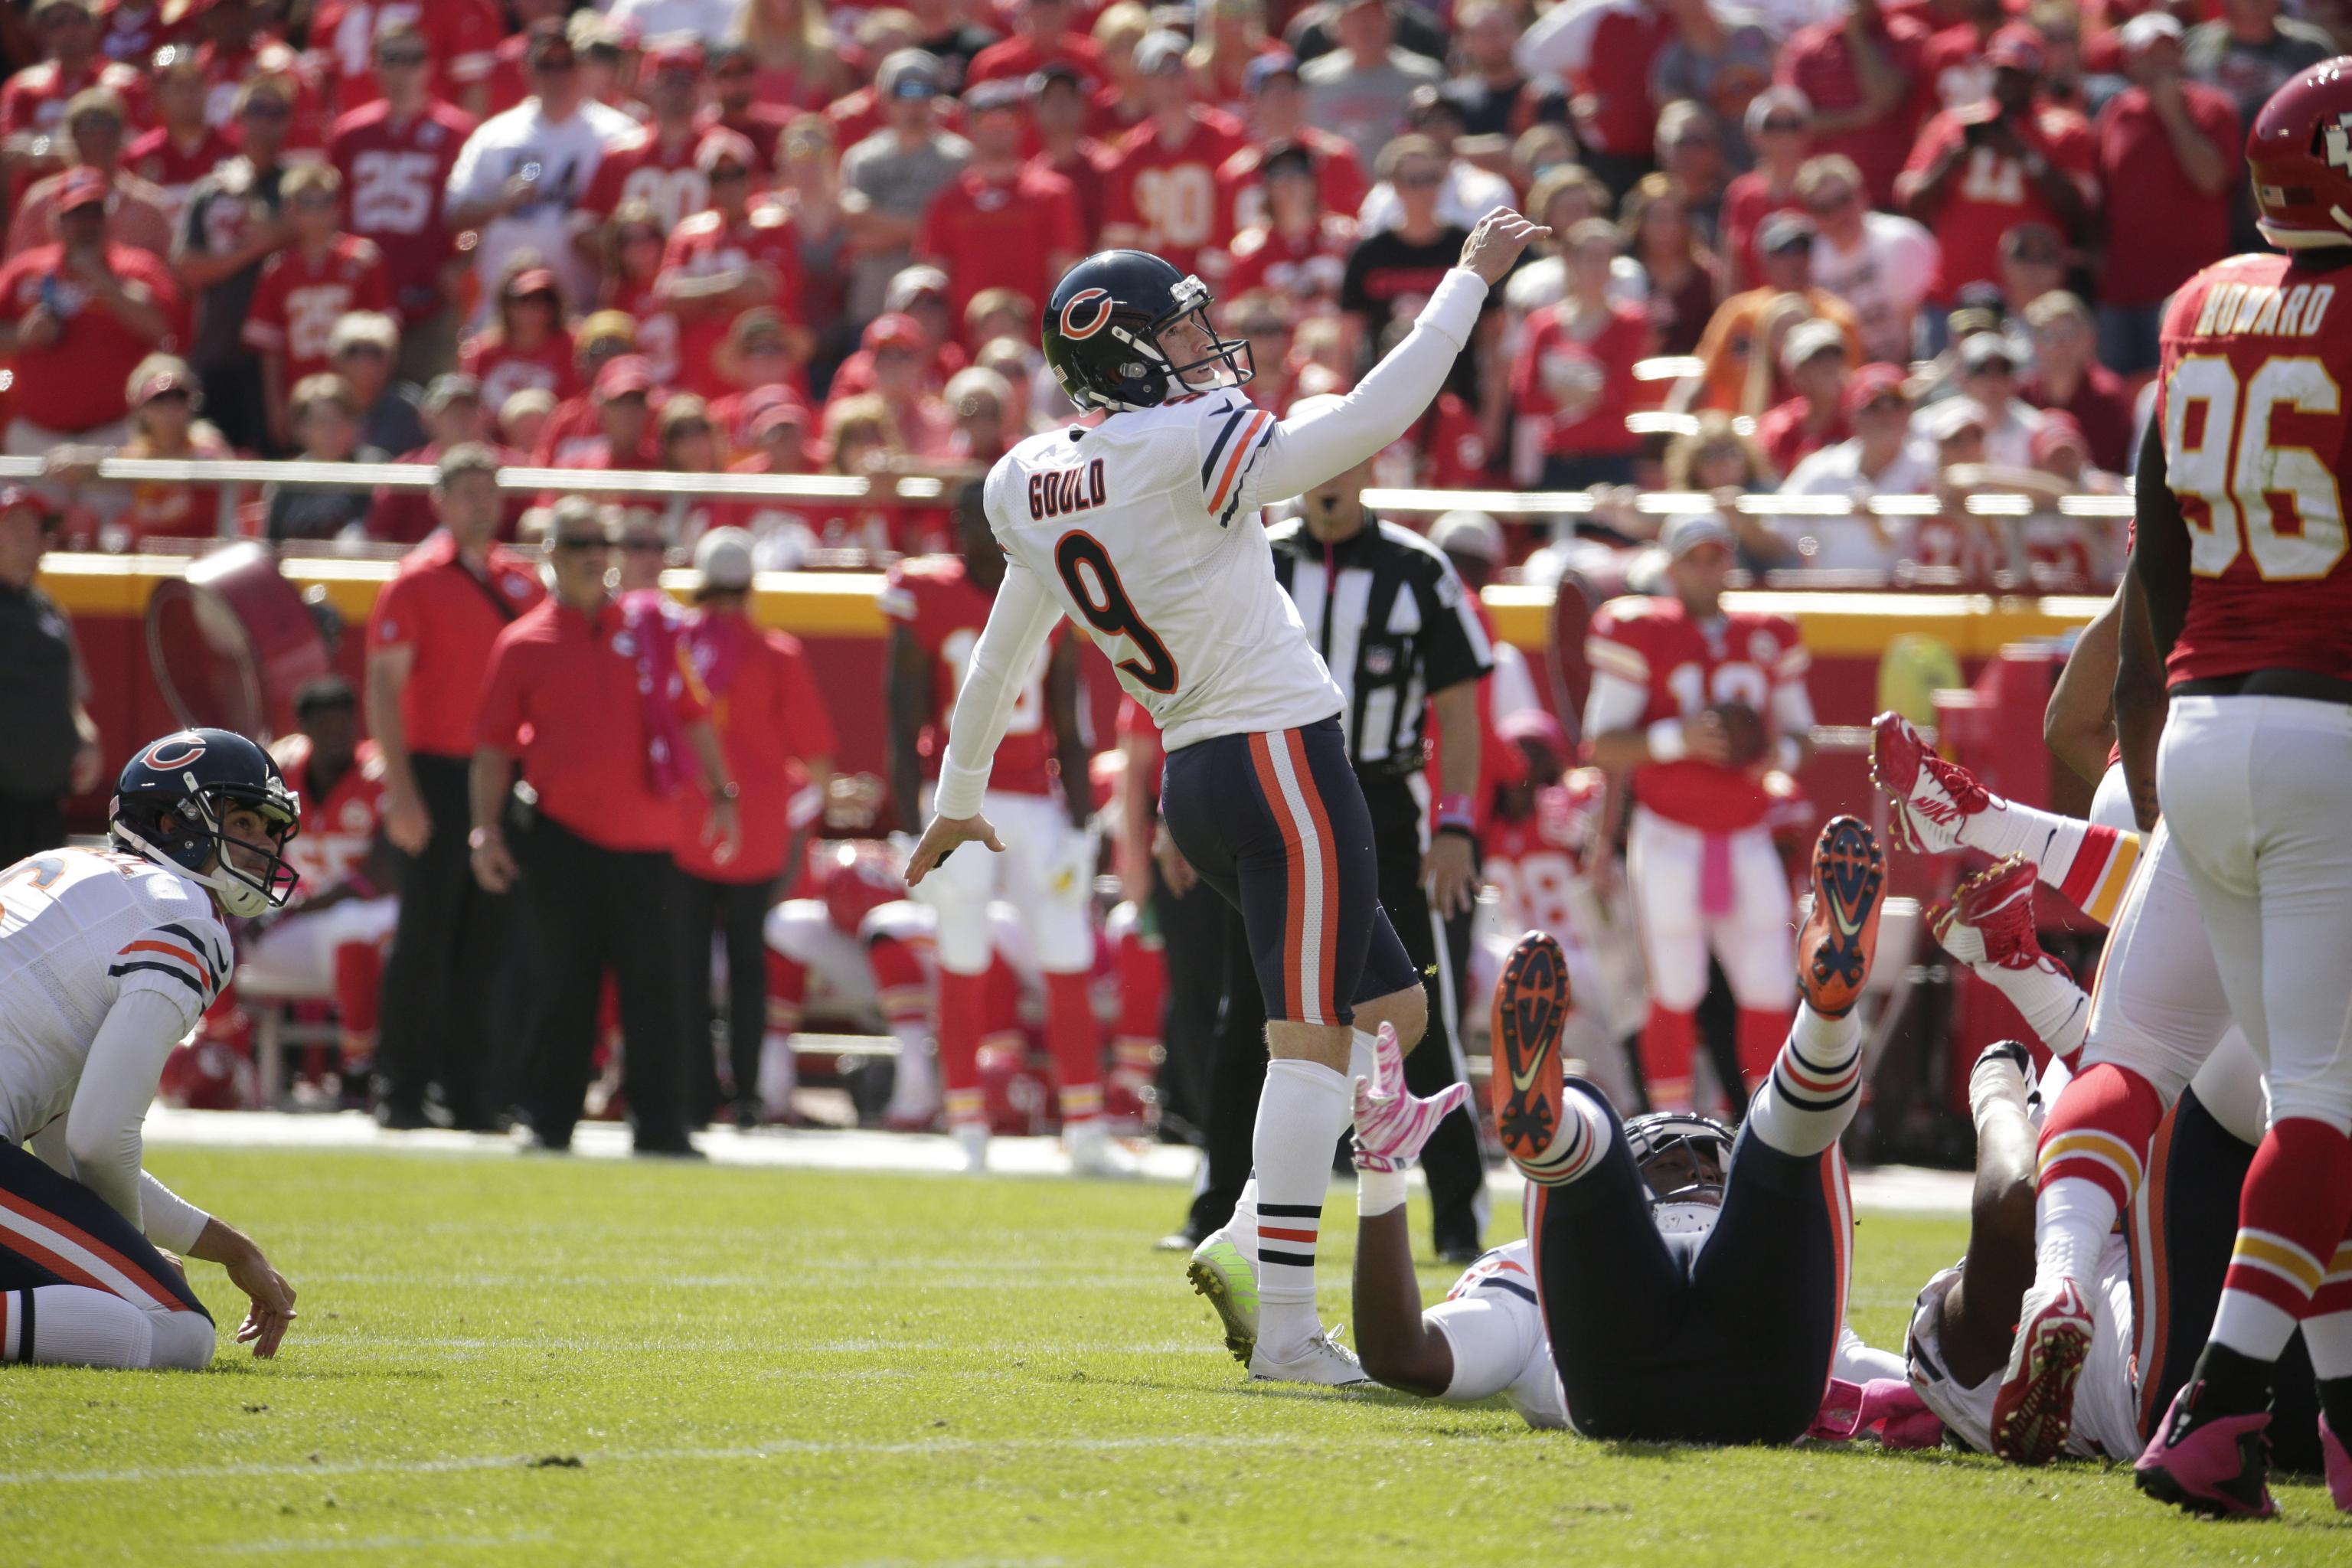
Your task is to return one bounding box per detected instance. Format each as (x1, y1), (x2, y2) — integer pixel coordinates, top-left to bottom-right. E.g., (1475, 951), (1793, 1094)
(1932, 854), (2044, 971)
(1870, 710), (1991, 855)
(1990, 1277), (2095, 1465)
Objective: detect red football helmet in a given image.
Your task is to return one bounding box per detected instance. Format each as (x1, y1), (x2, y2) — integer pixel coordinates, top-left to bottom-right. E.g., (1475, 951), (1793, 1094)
(818, 840), (906, 936)
(2249, 56), (2352, 250)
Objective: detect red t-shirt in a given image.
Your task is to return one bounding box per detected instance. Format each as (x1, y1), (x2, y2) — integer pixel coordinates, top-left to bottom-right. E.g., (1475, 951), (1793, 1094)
(2157, 253), (2352, 685)
(366, 529), (547, 758)
(1511, 300), (1652, 459)
(126, 125), (239, 214)
(577, 126), (710, 233)
(673, 612), (839, 882)
(1900, 105), (2096, 303)
(919, 163), (1085, 331)
(1915, 22), (2000, 122)
(1717, 171), (1802, 289)
(328, 99), (474, 323)
(272, 733), (387, 897)
(307, 0), (500, 115)
(1102, 110), (1246, 279)
(964, 32), (1103, 88)
(1754, 397), (1848, 476)
(0, 58), (146, 139)
(474, 596), (711, 852)
(2020, 362), (2136, 473)
(1482, 773), (1603, 939)
(2094, 81), (2240, 309)
(1775, 15), (1929, 207)
(1586, 596), (1808, 830)
(1547, 0), (1674, 158)
(1213, 129), (1367, 243)
(658, 204), (805, 397)
(1028, 142), (1113, 248)
(1220, 214), (1355, 302)
(878, 554), (1060, 799)
(242, 234), (392, 383)
(459, 331), (578, 416)
(0, 243), (185, 433)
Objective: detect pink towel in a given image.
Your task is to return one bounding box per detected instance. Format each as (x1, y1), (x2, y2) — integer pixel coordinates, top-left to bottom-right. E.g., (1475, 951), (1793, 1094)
(1698, 833), (1735, 916)
(1808, 1377), (1943, 1449)
(621, 589), (694, 798)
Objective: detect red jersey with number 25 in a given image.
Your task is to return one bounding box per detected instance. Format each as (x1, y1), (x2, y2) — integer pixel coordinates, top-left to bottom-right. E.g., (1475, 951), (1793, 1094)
(2157, 252), (2352, 688)
(1586, 596), (1806, 830)
(878, 554), (1057, 798)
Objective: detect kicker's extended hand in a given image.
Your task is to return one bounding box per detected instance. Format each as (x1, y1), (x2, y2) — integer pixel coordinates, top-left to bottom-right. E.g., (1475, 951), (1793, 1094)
(903, 811), (1004, 887)
(1351, 1022), (1471, 1172)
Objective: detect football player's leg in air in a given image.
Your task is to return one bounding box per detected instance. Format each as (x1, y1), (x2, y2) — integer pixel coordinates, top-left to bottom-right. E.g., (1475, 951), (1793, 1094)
(1472, 817), (1886, 1444)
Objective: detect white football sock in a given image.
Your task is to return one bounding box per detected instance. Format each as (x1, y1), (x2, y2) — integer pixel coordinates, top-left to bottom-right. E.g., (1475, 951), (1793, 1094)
(1974, 961), (2089, 1067)
(1745, 1003), (1863, 1158)
(1251, 1057), (1350, 1358)
(2032, 1178), (2115, 1294)
(883, 1021), (938, 1119)
(5, 1285), (155, 1369)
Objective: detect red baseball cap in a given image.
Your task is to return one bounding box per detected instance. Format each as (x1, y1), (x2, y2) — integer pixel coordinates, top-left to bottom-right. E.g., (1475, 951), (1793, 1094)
(1985, 23), (2046, 74)
(749, 396), (812, 441)
(504, 266), (561, 300)
(694, 126), (757, 173)
(594, 354), (656, 400)
(1842, 362), (1909, 418)
(862, 312), (926, 354)
(55, 165), (108, 213)
(643, 38), (706, 74)
(2030, 408), (2091, 466)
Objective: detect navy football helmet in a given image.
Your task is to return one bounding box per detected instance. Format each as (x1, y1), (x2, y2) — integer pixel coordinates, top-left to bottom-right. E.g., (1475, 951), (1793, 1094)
(1042, 250), (1253, 413)
(111, 728), (302, 918)
(1625, 1112), (1735, 1235)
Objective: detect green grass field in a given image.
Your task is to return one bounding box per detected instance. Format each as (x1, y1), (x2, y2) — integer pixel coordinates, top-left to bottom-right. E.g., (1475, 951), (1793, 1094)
(2, 1146), (2344, 1566)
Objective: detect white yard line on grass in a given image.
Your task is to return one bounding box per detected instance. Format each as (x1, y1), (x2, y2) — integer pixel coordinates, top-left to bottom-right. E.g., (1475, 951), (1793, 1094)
(139, 1107), (1974, 1214)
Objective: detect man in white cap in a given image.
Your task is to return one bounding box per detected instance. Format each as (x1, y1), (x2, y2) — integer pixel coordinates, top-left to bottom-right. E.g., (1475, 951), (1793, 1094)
(675, 527), (836, 1129)
(1584, 512), (1816, 1112)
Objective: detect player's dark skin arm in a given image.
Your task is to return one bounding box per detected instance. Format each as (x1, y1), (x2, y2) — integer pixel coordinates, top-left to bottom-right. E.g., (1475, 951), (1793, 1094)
(1933, 1078), (2042, 1386)
(2118, 422), (2187, 831)
(886, 623), (933, 835)
(1351, 1205), (1455, 1397)
(1044, 637), (1093, 830)
(2044, 578), (2125, 787)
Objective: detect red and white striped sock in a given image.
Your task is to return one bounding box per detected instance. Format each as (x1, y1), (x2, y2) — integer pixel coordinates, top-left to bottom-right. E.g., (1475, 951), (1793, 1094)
(1044, 971), (1102, 1125)
(1961, 801), (2141, 928)
(2212, 1117), (2352, 1363)
(936, 969), (988, 1130)
(1641, 1005), (1696, 1112)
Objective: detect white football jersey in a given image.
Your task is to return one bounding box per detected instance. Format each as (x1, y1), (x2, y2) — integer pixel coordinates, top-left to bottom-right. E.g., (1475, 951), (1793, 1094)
(1426, 1238), (1570, 1429)
(982, 390), (1345, 753)
(0, 847), (231, 1146)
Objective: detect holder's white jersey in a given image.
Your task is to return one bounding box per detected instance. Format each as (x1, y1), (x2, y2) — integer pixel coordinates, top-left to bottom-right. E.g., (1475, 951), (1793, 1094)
(981, 389), (1344, 753)
(0, 847), (231, 1146)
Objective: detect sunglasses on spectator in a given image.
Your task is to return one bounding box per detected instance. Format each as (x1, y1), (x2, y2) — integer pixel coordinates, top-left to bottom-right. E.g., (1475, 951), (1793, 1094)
(377, 48), (428, 67)
(743, 338), (786, 355)
(291, 191), (338, 209)
(621, 536), (666, 553)
(243, 99), (291, 119)
(586, 338), (631, 359)
(667, 421), (713, 439)
(1761, 116), (1805, 133)
(2009, 246), (2060, 264)
(553, 535), (612, 553)
(1856, 394), (1905, 416)
(1807, 188), (1855, 213)
(1396, 168), (1442, 188)
(335, 342), (390, 359)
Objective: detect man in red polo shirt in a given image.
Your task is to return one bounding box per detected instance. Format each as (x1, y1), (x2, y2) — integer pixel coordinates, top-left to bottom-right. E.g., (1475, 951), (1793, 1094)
(470, 497), (741, 1158)
(675, 528), (836, 1129)
(919, 77), (1084, 332)
(364, 443), (545, 1130)
(0, 165), (182, 452)
(1101, 31), (1243, 280)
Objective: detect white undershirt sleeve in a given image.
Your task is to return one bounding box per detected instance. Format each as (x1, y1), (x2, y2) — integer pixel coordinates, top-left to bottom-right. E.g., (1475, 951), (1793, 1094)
(62, 987), (198, 1242)
(932, 555), (1065, 821)
(1244, 269), (1489, 508)
(1582, 668), (1651, 740)
(1770, 677), (1817, 740)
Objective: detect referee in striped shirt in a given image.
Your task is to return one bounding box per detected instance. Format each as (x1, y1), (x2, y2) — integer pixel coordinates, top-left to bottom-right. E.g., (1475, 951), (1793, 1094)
(1265, 397), (1494, 1263)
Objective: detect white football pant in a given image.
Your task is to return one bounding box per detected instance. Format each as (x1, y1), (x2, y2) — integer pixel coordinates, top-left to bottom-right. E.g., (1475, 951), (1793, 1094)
(1625, 806), (1794, 1013)
(909, 790), (1093, 977)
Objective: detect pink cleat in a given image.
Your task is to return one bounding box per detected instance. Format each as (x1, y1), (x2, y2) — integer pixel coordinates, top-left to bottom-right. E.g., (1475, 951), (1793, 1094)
(2324, 1414), (2352, 1513)
(1990, 1277), (2094, 1465)
(1870, 710), (1991, 855)
(2133, 1382), (2278, 1518)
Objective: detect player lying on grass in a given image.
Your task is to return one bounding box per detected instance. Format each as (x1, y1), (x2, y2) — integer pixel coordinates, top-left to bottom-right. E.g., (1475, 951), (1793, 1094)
(1334, 1020), (1917, 1438)
(1, 729), (299, 1370)
(1396, 816), (1896, 1444)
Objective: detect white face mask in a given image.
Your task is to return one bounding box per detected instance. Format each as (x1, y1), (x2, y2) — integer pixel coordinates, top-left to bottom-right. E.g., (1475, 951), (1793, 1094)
(1652, 1200), (1722, 1237)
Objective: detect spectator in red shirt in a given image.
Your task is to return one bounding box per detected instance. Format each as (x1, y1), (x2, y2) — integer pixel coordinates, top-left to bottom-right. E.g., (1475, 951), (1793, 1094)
(1753, 317), (1854, 476)
(1215, 51), (1367, 246)
(1915, 0), (2007, 120)
(735, 0), (853, 113)
(307, 0), (500, 120)
(328, 24), (475, 384)
(570, 38), (711, 249)
(1514, 0), (1674, 198)
(368, 371), (528, 544)
(918, 76), (1084, 335)
(244, 162), (392, 449)
(2, 0), (145, 185)
(658, 128), (807, 397)
(126, 45), (234, 221)
(0, 167), (182, 451)
(1026, 61), (1113, 247)
(675, 526), (836, 1126)
(469, 495), (740, 1157)
(554, 353), (664, 475)
(1086, 3), (1152, 142)
(459, 266), (577, 415)
(529, 309), (640, 464)
(116, 352), (234, 544)
(1511, 217), (1655, 488)
(965, 0), (1104, 90)
(700, 44), (792, 181)
(1620, 172), (1720, 358)
(1775, 0), (1928, 209)
(1898, 25), (2094, 331)
(2019, 289), (2135, 473)
(837, 311), (956, 457)
(1717, 87), (1812, 292)
(1099, 31), (1244, 279)
(7, 87), (174, 263)
(2093, 11), (2240, 375)
(1221, 140), (1356, 308)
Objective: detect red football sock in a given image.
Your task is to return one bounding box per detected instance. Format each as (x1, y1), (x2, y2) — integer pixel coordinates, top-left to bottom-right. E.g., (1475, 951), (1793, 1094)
(1045, 971), (1102, 1124)
(332, 939), (383, 1052)
(864, 937), (926, 1030)
(1641, 1005), (1696, 1112)
(936, 969), (987, 1129)
(1115, 926), (1164, 1044)
(2213, 1118), (2352, 1364)
(2036, 1061), (2165, 1211)
(763, 950), (805, 1036)
(1735, 1007), (1786, 1096)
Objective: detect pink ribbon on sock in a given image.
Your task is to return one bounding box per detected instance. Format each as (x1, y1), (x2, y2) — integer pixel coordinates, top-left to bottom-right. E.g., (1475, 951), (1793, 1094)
(1699, 833), (1735, 917)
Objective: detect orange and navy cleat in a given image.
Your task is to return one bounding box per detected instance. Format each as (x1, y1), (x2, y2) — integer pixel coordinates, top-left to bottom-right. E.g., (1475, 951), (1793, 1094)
(1489, 931), (1573, 1181)
(1799, 816), (1883, 1020)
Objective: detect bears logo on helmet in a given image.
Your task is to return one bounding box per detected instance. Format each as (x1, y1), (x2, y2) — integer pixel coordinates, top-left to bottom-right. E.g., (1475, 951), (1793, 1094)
(112, 727), (302, 919)
(1043, 250), (1255, 413)
(1059, 289), (1114, 341)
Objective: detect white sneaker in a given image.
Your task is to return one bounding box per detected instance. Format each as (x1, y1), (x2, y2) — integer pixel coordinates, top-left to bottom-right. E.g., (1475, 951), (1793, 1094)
(1065, 1120), (1134, 1178)
(1187, 1227), (1259, 1364)
(1249, 1325), (1372, 1387)
(952, 1121), (989, 1174)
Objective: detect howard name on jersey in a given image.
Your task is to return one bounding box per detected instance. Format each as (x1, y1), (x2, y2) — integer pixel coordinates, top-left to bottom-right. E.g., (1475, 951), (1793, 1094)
(982, 389), (1345, 753)
(2156, 251), (2352, 687)
(270, 735), (387, 897)
(1586, 598), (1806, 830)
(880, 554), (1059, 799)
(0, 848), (233, 1144)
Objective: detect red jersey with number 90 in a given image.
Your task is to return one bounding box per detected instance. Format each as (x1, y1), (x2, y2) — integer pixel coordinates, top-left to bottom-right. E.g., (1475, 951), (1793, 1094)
(2157, 251), (2352, 687)
(1585, 596), (1806, 830)
(1484, 772), (1604, 942)
(879, 554), (1058, 799)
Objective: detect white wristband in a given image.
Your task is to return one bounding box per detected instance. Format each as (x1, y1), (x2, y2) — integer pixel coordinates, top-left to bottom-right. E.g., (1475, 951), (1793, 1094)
(1646, 717), (1687, 763)
(1772, 735), (1803, 773)
(1357, 1166), (1410, 1217)
(932, 758), (991, 822)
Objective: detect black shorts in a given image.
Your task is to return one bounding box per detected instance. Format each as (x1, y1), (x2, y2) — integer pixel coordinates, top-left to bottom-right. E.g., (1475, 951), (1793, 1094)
(1160, 716), (1418, 1027)
(1532, 1079), (1847, 1445)
(0, 1138), (209, 1319)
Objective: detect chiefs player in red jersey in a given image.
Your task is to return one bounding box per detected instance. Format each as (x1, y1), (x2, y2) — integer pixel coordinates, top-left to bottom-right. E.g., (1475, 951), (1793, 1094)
(2047, 59), (2352, 1521)
(239, 679), (397, 1084)
(1100, 32), (1244, 283)
(327, 23), (472, 361)
(1583, 514), (1816, 1113)
(241, 162), (390, 449)
(655, 129), (805, 400)
(882, 483), (1105, 1174)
